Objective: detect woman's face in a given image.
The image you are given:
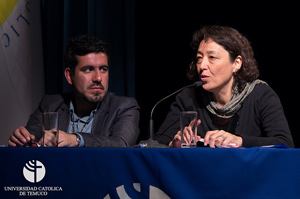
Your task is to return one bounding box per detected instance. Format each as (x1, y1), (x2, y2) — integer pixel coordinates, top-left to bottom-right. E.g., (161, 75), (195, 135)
(196, 39), (241, 95)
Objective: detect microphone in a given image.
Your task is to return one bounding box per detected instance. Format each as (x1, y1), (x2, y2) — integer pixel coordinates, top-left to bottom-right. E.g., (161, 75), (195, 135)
(136, 81), (202, 148)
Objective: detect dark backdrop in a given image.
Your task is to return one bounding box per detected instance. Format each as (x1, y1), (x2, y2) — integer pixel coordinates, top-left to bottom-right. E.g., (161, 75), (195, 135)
(41, 1), (300, 147)
(42, 0), (135, 97)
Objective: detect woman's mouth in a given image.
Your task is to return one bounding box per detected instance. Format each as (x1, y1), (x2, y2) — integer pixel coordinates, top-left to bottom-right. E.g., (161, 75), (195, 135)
(200, 75), (209, 82)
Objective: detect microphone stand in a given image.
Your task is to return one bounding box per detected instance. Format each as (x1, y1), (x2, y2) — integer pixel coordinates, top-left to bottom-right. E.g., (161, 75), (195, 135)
(137, 81), (202, 148)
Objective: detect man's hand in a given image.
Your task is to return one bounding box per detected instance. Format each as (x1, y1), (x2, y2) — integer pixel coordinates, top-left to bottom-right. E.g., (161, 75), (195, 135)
(8, 126), (35, 147)
(57, 131), (79, 147)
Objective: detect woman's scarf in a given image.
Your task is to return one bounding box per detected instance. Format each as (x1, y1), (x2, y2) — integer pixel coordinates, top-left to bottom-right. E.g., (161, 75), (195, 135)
(203, 79), (267, 121)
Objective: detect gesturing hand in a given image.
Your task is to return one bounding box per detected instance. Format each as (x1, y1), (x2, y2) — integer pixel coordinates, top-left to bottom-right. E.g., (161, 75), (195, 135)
(169, 119), (201, 147)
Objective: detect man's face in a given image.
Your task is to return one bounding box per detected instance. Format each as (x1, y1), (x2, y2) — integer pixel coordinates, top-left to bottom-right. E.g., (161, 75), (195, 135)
(65, 52), (109, 104)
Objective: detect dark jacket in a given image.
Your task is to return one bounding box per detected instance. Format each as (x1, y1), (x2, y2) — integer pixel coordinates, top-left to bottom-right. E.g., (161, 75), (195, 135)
(26, 92), (140, 147)
(154, 84), (294, 148)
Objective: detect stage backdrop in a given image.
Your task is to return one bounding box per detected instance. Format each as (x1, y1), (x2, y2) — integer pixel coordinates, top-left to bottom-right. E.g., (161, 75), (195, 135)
(0, 0), (44, 146)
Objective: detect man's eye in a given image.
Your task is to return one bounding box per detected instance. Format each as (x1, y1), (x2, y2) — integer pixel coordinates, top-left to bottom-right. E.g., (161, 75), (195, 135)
(100, 66), (109, 72)
(81, 67), (93, 73)
(84, 68), (92, 72)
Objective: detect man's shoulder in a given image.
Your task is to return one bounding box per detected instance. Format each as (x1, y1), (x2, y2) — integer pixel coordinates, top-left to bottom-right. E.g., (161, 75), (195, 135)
(105, 92), (139, 109)
(40, 93), (71, 110)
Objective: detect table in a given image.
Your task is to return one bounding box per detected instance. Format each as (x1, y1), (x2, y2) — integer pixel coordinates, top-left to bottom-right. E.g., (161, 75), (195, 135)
(1, 147), (300, 198)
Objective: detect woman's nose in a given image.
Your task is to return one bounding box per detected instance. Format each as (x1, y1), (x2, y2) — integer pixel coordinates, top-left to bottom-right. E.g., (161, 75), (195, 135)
(198, 58), (208, 72)
(200, 58), (209, 70)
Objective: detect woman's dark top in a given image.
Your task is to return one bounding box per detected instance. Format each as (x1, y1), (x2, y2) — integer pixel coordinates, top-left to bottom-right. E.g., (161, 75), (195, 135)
(154, 84), (294, 148)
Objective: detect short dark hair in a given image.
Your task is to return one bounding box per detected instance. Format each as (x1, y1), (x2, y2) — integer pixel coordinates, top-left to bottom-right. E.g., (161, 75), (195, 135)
(187, 26), (259, 92)
(64, 34), (109, 73)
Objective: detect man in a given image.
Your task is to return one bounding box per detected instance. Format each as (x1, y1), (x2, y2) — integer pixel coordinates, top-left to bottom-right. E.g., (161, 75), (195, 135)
(8, 35), (140, 147)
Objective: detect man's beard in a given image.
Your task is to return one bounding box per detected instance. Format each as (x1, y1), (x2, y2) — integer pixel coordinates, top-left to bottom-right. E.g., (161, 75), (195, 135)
(84, 91), (104, 104)
(85, 82), (106, 104)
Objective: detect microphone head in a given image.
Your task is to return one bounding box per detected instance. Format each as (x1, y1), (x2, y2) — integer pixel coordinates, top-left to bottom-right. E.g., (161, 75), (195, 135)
(194, 81), (203, 87)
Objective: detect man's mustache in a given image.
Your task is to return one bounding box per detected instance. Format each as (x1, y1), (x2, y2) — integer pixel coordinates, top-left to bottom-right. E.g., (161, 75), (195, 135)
(88, 83), (104, 90)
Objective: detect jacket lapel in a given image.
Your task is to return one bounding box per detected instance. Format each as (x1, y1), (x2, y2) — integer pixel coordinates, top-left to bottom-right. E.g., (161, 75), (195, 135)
(91, 93), (111, 135)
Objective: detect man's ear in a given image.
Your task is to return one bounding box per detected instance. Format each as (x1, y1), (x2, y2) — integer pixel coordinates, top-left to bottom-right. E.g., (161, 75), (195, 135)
(64, 68), (73, 85)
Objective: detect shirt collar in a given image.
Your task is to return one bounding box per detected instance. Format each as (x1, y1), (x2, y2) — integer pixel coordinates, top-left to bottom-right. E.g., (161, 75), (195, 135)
(69, 101), (98, 121)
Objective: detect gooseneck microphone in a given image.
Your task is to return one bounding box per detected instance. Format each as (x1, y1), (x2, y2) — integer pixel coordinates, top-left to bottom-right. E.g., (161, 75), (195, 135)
(136, 81), (203, 148)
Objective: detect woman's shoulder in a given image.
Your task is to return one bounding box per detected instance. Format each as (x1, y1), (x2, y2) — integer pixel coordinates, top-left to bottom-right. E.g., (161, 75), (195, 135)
(246, 82), (281, 107)
(250, 82), (278, 98)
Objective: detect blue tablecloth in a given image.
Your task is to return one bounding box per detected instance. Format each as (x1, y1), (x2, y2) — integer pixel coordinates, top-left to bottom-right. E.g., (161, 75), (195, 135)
(1, 147), (300, 198)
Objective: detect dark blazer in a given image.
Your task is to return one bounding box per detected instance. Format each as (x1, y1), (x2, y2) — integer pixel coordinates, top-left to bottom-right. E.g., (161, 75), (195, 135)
(154, 84), (294, 148)
(26, 92), (140, 147)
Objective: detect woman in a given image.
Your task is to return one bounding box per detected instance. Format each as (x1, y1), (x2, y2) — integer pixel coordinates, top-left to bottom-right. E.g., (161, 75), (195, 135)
(154, 26), (294, 148)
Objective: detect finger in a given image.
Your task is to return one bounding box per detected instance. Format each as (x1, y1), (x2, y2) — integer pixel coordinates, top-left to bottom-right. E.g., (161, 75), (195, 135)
(170, 131), (181, 147)
(214, 132), (227, 147)
(189, 118), (196, 127)
(183, 126), (193, 143)
(57, 141), (64, 147)
(209, 130), (228, 148)
(221, 136), (231, 147)
(196, 119), (201, 126)
(222, 134), (239, 148)
(44, 139), (55, 147)
(43, 131), (56, 147)
(30, 134), (35, 141)
(204, 130), (217, 146)
(174, 131), (181, 141)
(215, 136), (225, 147)
(188, 126), (196, 142)
(38, 138), (43, 146)
(206, 131), (220, 148)
(188, 128), (196, 143)
(183, 130), (190, 144)
(12, 130), (27, 145)
(209, 137), (217, 148)
(17, 127), (32, 142)
(8, 135), (23, 146)
(8, 139), (17, 147)
(9, 130), (27, 146)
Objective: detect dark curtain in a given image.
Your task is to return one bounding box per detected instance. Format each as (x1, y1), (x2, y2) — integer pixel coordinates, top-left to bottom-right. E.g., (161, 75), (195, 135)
(41, 0), (136, 97)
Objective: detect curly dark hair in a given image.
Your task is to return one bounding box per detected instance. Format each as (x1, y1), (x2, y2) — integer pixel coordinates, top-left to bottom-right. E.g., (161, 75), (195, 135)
(187, 26), (259, 92)
(64, 34), (109, 73)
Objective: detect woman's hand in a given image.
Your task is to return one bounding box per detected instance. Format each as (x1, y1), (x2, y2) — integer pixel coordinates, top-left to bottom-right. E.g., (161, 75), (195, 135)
(169, 119), (201, 147)
(203, 130), (242, 148)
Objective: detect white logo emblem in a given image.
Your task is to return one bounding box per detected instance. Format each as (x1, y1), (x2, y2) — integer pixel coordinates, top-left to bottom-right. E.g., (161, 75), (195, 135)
(23, 160), (46, 183)
(104, 183), (171, 199)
